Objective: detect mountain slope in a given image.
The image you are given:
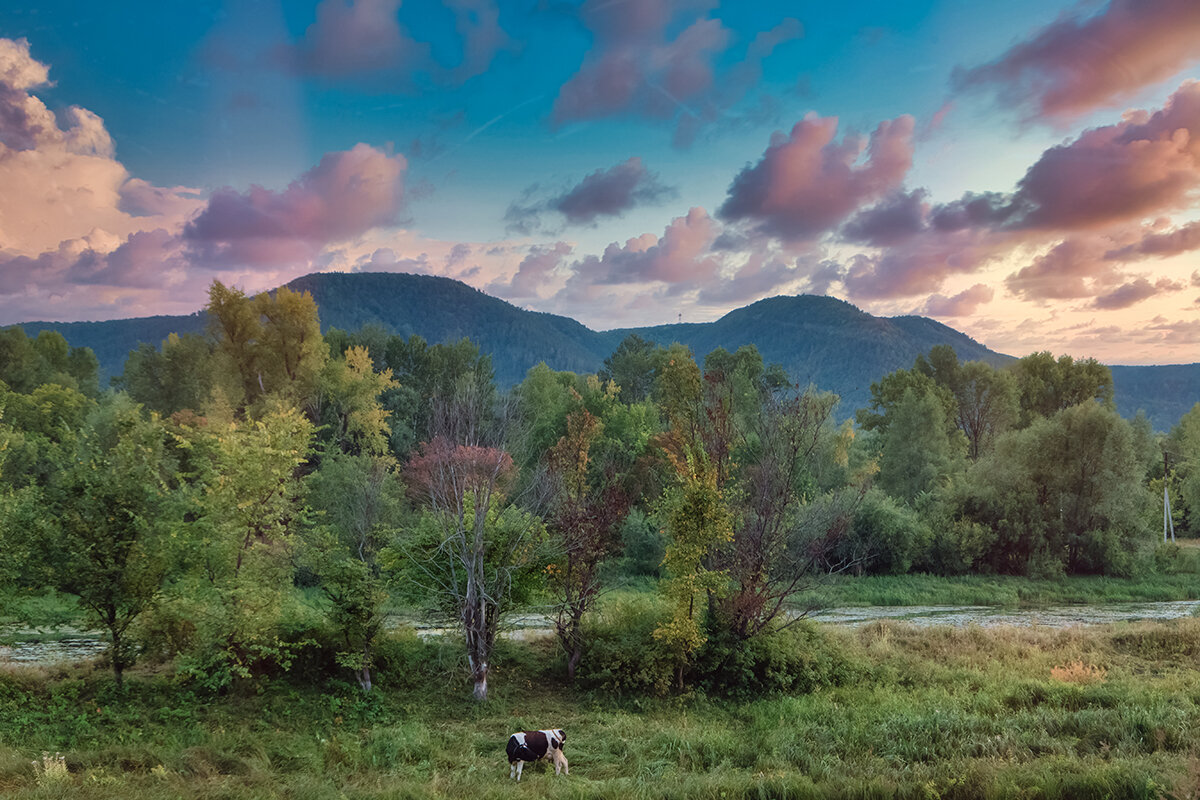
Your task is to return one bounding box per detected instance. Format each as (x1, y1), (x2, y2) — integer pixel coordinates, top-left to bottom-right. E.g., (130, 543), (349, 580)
(14, 271), (1197, 429)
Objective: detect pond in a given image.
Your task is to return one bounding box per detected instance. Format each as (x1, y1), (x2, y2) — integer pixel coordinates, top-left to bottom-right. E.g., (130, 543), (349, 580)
(4, 601), (1198, 665)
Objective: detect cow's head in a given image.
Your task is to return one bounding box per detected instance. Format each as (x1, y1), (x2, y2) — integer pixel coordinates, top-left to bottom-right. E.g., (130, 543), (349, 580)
(552, 729), (565, 750)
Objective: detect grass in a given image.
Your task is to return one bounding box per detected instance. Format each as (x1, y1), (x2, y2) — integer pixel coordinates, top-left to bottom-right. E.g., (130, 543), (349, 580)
(0, 618), (1198, 798)
(793, 568), (1200, 609)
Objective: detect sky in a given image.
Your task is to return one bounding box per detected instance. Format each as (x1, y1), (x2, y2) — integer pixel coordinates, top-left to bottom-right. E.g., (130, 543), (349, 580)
(1, 0), (1199, 364)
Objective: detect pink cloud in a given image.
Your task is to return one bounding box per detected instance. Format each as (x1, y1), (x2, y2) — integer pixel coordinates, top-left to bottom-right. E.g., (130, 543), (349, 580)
(1011, 81), (1200, 230)
(841, 189), (928, 247)
(551, 2), (800, 145)
(566, 207), (719, 290)
(282, 0), (511, 89)
(955, 0), (1200, 121)
(841, 227), (1001, 300)
(287, 0), (431, 88)
(1094, 277), (1185, 311)
(184, 143), (407, 268)
(922, 284), (995, 317)
(718, 114), (915, 242)
(1005, 237), (1125, 301)
(506, 157), (676, 233)
(1106, 219), (1200, 260)
(488, 241), (572, 299)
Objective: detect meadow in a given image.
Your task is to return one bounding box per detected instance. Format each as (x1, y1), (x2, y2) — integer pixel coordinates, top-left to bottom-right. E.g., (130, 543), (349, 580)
(0, 605), (1198, 799)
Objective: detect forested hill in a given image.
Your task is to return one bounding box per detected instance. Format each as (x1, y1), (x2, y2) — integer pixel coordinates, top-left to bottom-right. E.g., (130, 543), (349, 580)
(15, 271), (1198, 427)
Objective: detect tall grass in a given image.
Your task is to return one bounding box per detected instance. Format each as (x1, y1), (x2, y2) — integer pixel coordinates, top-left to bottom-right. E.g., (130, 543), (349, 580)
(0, 617), (1197, 798)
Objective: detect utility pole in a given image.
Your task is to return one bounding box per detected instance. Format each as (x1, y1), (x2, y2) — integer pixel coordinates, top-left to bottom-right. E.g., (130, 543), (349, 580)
(1164, 450), (1176, 543)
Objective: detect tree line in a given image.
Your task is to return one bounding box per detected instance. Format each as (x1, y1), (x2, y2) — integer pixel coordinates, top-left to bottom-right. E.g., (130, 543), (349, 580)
(0, 282), (1195, 698)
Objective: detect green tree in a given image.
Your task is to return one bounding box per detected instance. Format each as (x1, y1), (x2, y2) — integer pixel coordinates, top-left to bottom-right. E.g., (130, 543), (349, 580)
(599, 333), (665, 403)
(207, 281), (328, 416)
(301, 452), (405, 691)
(0, 327), (99, 395)
(179, 403), (314, 687)
(1011, 351), (1113, 426)
(955, 401), (1150, 576)
(33, 395), (178, 686)
(118, 333), (221, 416)
(877, 386), (965, 503)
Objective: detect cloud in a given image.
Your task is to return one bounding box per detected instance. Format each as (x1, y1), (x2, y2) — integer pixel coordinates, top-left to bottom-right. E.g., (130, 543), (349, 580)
(1092, 276), (1184, 309)
(718, 114), (915, 242)
(841, 189), (928, 246)
(183, 144), (408, 268)
(955, 0), (1200, 122)
(1106, 219), (1200, 261)
(551, 2), (801, 145)
(841, 227), (1002, 300)
(505, 157), (676, 232)
(1008, 81), (1200, 230)
(0, 38), (202, 258)
(922, 284), (994, 317)
(282, 0), (512, 90)
(487, 241), (572, 299)
(1005, 236), (1125, 302)
(564, 206), (719, 291)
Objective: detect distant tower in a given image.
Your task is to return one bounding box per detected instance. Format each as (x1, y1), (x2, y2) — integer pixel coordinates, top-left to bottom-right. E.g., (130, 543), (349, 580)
(677, 312), (682, 324)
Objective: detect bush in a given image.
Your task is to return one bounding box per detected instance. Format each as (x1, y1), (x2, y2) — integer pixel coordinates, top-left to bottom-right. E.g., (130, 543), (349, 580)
(695, 621), (861, 698)
(918, 516), (993, 575)
(576, 594), (675, 695)
(616, 509), (666, 578)
(842, 489), (930, 575)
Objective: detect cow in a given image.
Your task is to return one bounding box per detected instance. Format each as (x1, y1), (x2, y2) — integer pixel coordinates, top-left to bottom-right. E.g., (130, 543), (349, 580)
(506, 728), (567, 780)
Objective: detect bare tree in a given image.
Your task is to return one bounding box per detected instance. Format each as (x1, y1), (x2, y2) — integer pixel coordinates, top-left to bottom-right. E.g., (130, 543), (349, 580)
(403, 382), (544, 701)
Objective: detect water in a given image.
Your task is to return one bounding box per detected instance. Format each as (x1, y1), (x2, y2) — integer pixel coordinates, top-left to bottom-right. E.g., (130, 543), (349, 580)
(810, 600), (1200, 628)
(4, 601), (1198, 665)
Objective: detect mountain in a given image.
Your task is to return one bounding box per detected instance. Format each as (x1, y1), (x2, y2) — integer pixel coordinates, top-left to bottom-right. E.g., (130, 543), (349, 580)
(15, 271), (1198, 429)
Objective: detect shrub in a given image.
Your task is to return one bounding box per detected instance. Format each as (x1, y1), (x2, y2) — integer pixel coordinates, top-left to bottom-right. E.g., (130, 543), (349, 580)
(843, 489), (930, 574)
(695, 621), (861, 698)
(576, 594), (675, 695)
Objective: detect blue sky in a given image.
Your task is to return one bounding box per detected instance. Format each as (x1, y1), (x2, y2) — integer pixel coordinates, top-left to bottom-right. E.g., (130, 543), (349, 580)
(1, 0), (1199, 363)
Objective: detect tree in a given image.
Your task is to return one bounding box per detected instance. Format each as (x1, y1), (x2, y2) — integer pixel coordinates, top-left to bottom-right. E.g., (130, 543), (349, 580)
(545, 408), (629, 681)
(301, 452), (405, 691)
(877, 386), (965, 503)
(118, 333), (221, 416)
(34, 395), (178, 687)
(180, 403), (314, 687)
(955, 401), (1150, 576)
(312, 345), (399, 457)
(654, 447), (732, 688)
(206, 281), (328, 416)
(0, 327), (99, 395)
(599, 334), (665, 403)
(402, 436), (544, 700)
(953, 361), (1018, 460)
(1011, 351), (1113, 426)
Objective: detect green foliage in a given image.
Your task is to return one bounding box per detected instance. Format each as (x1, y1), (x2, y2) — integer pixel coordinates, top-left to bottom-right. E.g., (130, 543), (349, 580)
(842, 488), (931, 575)
(300, 453), (405, 691)
(696, 621), (860, 698)
(117, 333), (220, 416)
(616, 509), (665, 577)
(599, 333), (665, 403)
(876, 386), (965, 503)
(653, 452), (732, 673)
(206, 281), (328, 416)
(0, 327), (99, 396)
(17, 395), (180, 684)
(1012, 351), (1114, 426)
(953, 402), (1152, 576)
(577, 593), (675, 695)
(175, 403), (315, 689)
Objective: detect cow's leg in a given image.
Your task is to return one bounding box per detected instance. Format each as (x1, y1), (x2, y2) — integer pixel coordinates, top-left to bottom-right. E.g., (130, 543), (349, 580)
(516, 761), (524, 781)
(510, 761), (516, 780)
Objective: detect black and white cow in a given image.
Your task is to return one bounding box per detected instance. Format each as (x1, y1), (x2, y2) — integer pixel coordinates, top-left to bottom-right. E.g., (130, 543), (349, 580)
(506, 728), (567, 780)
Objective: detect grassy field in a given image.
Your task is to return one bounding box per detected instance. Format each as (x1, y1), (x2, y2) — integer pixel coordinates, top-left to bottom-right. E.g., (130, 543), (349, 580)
(0, 616), (1198, 799)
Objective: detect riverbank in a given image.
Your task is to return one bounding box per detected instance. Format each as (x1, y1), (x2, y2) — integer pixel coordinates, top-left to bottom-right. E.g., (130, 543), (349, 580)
(0, 617), (1197, 798)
